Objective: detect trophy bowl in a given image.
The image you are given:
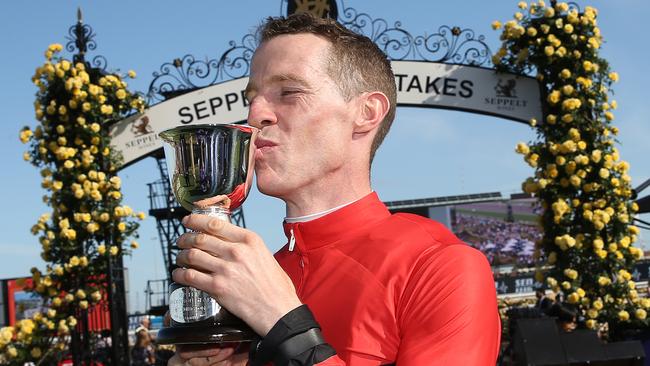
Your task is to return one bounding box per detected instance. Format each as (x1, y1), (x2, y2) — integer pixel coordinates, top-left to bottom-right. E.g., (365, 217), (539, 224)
(156, 123), (258, 345)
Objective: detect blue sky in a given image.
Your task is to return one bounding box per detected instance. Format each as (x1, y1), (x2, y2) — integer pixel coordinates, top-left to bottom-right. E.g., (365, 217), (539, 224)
(1, 0), (648, 313)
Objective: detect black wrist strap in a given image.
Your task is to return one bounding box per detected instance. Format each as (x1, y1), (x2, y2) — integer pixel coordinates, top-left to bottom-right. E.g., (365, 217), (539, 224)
(274, 328), (327, 364)
(249, 305), (323, 366)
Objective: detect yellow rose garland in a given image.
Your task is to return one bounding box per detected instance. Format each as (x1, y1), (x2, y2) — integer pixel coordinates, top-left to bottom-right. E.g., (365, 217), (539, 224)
(495, 2), (643, 340)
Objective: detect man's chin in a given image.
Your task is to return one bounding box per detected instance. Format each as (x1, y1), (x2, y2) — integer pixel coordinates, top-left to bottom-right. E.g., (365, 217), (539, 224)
(256, 179), (287, 199)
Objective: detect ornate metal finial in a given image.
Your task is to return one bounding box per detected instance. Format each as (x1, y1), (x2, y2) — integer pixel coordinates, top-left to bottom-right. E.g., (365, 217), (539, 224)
(451, 27), (461, 36)
(65, 9), (107, 71)
(286, 0), (339, 19)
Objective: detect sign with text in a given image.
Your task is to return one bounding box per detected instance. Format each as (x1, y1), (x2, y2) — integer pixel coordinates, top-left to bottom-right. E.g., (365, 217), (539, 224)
(109, 77), (250, 168)
(392, 61), (542, 123)
(110, 62), (542, 168)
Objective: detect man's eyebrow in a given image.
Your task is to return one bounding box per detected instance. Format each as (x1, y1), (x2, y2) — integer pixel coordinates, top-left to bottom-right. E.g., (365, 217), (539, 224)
(245, 73), (311, 99)
(269, 73), (311, 87)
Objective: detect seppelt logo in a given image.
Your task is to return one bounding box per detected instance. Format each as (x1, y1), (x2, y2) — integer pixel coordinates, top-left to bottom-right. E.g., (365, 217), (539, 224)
(124, 115), (159, 150)
(130, 115), (154, 137)
(484, 77), (529, 112)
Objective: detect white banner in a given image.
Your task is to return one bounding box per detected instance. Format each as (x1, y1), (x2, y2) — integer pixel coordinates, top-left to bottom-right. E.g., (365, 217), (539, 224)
(108, 78), (250, 167)
(110, 62), (542, 168)
(392, 61), (542, 123)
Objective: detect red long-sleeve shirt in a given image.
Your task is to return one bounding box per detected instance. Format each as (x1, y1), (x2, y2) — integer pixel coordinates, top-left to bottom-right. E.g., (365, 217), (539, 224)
(275, 192), (501, 365)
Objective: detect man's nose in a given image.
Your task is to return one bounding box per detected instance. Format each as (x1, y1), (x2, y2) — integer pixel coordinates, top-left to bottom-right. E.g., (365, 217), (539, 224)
(248, 98), (277, 129)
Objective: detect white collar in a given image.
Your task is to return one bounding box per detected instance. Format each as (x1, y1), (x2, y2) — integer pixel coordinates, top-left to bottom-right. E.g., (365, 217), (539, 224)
(284, 193), (371, 223)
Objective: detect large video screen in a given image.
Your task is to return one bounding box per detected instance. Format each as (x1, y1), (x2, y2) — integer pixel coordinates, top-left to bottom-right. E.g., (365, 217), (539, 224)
(449, 198), (543, 269)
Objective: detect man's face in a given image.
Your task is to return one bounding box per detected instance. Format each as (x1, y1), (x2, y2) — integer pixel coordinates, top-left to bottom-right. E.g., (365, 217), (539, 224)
(246, 34), (357, 201)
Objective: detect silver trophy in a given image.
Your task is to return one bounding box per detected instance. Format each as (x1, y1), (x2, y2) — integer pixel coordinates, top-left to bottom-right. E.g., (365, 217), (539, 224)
(157, 124), (258, 345)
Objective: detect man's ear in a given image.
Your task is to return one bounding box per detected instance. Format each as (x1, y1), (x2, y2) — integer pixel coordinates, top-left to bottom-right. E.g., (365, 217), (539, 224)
(353, 91), (390, 135)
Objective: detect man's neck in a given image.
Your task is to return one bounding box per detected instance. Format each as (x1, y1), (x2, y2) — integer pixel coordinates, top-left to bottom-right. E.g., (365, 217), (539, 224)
(284, 193), (371, 223)
(283, 183), (372, 218)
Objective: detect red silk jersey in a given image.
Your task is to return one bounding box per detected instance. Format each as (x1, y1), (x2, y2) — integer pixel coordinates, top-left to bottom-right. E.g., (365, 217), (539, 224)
(275, 192), (501, 365)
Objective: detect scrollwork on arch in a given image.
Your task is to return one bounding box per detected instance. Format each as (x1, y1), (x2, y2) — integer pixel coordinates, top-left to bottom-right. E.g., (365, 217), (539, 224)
(337, 3), (492, 65)
(147, 1), (494, 104)
(146, 34), (257, 104)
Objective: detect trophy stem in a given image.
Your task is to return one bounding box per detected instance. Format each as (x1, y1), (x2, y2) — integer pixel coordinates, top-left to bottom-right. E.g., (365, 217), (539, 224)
(192, 206), (230, 222)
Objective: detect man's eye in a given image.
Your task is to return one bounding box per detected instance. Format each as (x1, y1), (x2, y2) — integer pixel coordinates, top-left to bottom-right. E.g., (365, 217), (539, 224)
(281, 90), (300, 96)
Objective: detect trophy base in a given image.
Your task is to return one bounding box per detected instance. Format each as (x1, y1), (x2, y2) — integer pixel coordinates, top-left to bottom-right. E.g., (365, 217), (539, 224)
(156, 324), (256, 345)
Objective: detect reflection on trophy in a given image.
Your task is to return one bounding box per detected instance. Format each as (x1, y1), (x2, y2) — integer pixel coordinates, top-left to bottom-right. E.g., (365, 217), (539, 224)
(156, 124), (257, 345)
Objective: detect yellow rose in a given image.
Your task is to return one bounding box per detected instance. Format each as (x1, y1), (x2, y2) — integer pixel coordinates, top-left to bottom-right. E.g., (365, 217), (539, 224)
(91, 291), (102, 302)
(87, 222), (99, 234)
(544, 46), (555, 57)
(592, 300), (603, 311)
(97, 244), (106, 255)
(117, 222), (126, 232)
(128, 70), (137, 78)
(67, 316), (78, 327)
(564, 268), (578, 280)
(619, 310), (630, 321)
(100, 104), (114, 115)
(137, 212), (146, 220)
(547, 90), (561, 104)
(586, 319), (597, 329)
(114, 206), (125, 217)
(515, 142), (530, 155)
(547, 277), (558, 288)
(599, 168), (610, 179)
(544, 7), (555, 17)
(69, 255), (80, 267)
(110, 246), (119, 256)
(561, 114), (573, 123)
(546, 114), (557, 124)
(6, 346), (18, 358)
(598, 276), (610, 286)
(636, 309), (647, 320)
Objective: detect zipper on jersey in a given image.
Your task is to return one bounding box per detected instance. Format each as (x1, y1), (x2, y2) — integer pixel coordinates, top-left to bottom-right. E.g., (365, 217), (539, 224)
(288, 224), (305, 295)
(289, 228), (296, 251)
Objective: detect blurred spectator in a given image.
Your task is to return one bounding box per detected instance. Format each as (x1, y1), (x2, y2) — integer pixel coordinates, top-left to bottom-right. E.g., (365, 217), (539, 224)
(535, 288), (553, 314)
(131, 329), (155, 366)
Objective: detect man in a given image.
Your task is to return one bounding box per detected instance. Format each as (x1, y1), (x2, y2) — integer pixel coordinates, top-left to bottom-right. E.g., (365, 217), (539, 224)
(169, 13), (500, 365)
(535, 288), (553, 314)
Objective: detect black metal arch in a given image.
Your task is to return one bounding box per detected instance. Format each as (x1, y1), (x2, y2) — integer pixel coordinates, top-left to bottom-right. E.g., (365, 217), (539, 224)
(146, 0), (492, 104)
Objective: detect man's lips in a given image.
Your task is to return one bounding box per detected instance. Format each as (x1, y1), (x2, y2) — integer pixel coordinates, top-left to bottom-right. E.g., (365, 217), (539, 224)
(254, 138), (278, 157)
(255, 138), (277, 149)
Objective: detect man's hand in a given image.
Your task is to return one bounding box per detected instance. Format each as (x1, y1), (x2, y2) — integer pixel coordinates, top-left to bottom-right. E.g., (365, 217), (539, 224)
(168, 344), (247, 366)
(173, 214), (303, 336)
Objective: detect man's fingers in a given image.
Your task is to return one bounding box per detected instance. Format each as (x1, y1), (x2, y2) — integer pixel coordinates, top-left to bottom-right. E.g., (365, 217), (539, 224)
(176, 248), (222, 273)
(167, 353), (187, 366)
(173, 267), (223, 295)
(177, 232), (229, 254)
(183, 214), (254, 243)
